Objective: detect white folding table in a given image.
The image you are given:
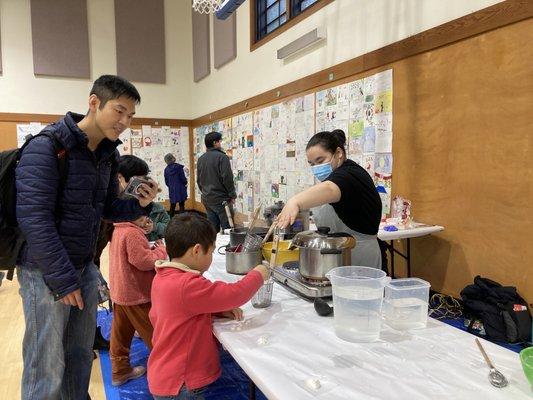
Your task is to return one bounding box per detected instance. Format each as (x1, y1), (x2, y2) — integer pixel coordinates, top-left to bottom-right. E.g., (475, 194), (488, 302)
(378, 223), (444, 277)
(206, 234), (531, 400)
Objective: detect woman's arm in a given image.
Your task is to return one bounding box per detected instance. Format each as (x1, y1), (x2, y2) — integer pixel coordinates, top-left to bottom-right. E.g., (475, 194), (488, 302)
(277, 181), (341, 228)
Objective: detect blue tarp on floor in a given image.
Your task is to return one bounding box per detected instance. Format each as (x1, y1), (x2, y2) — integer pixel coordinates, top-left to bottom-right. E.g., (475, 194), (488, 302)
(97, 310), (267, 400)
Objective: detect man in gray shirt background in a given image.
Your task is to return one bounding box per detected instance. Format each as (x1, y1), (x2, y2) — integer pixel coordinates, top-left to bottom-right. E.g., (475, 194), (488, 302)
(196, 132), (236, 232)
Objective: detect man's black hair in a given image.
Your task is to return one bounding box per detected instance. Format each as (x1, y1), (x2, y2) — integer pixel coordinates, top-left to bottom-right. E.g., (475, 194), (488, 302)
(90, 75), (141, 108)
(118, 155), (149, 182)
(205, 131), (223, 149)
(165, 212), (216, 259)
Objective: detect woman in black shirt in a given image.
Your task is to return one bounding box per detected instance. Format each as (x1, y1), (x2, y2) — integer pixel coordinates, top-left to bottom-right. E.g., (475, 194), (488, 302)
(277, 130), (383, 267)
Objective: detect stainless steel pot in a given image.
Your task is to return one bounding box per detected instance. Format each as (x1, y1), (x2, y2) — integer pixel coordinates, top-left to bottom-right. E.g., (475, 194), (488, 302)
(222, 245), (262, 275)
(229, 227), (269, 248)
(290, 227), (356, 281)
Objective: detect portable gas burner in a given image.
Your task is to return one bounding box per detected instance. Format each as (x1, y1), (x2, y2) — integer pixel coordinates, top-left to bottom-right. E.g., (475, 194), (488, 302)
(272, 261), (332, 299)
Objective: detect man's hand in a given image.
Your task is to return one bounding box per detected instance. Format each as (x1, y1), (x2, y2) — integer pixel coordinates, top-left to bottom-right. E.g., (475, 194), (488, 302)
(137, 178), (158, 208)
(59, 288), (84, 310)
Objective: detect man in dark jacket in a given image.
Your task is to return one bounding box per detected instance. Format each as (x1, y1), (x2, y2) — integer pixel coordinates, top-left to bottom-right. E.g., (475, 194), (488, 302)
(15, 75), (158, 400)
(196, 131), (236, 232)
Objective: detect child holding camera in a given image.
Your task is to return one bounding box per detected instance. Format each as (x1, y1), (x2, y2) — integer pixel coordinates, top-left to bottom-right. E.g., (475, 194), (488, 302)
(147, 213), (270, 399)
(109, 211), (168, 386)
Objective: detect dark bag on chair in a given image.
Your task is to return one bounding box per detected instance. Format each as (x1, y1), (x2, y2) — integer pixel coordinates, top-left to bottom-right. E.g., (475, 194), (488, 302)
(460, 275), (531, 343)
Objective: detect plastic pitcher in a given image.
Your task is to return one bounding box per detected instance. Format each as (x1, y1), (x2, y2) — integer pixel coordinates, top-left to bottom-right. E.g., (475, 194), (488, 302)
(326, 266), (391, 343)
(384, 278), (430, 330)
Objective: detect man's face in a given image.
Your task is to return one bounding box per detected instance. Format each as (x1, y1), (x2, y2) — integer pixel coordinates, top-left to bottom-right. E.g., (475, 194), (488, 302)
(92, 95), (136, 141)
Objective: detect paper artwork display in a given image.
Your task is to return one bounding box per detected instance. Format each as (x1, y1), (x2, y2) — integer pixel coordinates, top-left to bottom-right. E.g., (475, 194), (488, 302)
(193, 69), (394, 218)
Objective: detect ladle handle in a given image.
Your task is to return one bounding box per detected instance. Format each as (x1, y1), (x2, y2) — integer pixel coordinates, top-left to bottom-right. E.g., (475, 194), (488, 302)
(269, 227), (283, 268)
(475, 338), (494, 369)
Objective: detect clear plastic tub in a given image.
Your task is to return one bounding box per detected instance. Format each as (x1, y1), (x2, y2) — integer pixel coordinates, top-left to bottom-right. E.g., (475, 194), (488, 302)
(383, 278), (430, 330)
(326, 266), (391, 343)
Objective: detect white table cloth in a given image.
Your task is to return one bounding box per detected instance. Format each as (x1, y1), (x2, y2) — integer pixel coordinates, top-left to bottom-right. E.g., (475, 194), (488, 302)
(207, 235), (530, 400)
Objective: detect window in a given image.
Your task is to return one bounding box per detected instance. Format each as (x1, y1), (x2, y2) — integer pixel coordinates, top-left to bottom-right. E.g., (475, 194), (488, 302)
(253, 0), (333, 48)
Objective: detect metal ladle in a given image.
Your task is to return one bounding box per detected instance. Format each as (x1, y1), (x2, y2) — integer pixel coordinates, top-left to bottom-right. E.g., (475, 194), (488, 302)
(475, 338), (509, 388)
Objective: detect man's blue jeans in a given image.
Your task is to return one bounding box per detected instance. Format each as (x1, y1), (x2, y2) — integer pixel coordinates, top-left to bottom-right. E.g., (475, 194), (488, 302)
(17, 262), (99, 400)
(204, 202), (231, 233)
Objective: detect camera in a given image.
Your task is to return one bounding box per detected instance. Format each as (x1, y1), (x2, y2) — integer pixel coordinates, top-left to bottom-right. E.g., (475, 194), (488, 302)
(123, 177), (151, 199)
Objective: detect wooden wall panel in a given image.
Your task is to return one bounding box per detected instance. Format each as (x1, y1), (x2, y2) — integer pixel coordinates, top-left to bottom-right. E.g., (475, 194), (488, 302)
(30, 0), (90, 78)
(192, 10), (210, 82)
(389, 18), (533, 304)
(115, 0), (166, 83)
(213, 13), (236, 69)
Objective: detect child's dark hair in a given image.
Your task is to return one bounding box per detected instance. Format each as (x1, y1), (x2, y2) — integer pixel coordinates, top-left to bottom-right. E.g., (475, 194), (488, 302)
(118, 155), (149, 182)
(165, 213), (217, 259)
(306, 129), (346, 155)
(90, 75), (141, 107)
(205, 131), (222, 148)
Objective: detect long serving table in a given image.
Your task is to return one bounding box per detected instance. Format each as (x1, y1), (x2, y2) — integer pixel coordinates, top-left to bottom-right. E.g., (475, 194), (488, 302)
(206, 235), (531, 400)
(377, 223), (444, 278)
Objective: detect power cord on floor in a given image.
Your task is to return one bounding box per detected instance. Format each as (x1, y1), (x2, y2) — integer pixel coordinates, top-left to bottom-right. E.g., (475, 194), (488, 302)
(428, 293), (463, 320)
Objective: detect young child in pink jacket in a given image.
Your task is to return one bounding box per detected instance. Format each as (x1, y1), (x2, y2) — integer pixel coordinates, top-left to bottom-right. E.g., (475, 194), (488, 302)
(109, 212), (168, 386)
(147, 213), (270, 400)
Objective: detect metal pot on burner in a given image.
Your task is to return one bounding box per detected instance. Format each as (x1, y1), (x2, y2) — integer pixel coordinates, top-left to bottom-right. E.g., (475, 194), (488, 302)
(290, 227), (356, 281)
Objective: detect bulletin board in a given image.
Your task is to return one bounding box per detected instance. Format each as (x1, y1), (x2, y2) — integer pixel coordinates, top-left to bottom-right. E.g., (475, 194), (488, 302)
(193, 69), (393, 218)
(121, 125), (191, 204)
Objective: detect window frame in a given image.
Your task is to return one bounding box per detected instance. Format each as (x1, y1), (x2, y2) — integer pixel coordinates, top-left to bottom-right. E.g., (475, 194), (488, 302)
(250, 0), (334, 52)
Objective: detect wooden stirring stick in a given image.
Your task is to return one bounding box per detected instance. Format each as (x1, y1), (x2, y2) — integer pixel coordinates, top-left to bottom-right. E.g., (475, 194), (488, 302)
(247, 203), (262, 233)
(261, 222), (277, 245)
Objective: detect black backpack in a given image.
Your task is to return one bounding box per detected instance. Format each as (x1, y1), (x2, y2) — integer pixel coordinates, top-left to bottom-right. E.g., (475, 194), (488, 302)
(0, 130), (68, 280)
(461, 275), (532, 343)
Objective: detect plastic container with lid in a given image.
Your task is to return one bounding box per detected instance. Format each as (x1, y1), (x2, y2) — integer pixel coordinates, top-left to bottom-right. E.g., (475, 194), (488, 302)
(383, 278), (430, 330)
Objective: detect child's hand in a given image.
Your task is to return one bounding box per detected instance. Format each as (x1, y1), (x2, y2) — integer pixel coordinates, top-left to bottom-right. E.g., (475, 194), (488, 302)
(220, 308), (243, 321)
(154, 239), (164, 247)
(253, 263), (271, 281)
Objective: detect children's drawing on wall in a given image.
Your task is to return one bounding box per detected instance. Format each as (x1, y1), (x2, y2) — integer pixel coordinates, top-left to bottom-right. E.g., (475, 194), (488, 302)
(374, 153), (393, 176)
(325, 88), (338, 107)
(130, 129), (143, 148)
(271, 183), (279, 198)
(362, 154), (375, 178)
(363, 126), (376, 153)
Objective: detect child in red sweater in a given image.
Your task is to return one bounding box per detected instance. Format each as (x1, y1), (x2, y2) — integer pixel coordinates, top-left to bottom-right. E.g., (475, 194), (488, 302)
(147, 213), (270, 400)
(109, 212), (168, 386)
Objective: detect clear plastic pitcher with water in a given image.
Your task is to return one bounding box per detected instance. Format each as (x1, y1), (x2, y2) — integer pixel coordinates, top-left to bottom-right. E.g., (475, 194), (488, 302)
(326, 266), (391, 343)
(383, 278), (430, 330)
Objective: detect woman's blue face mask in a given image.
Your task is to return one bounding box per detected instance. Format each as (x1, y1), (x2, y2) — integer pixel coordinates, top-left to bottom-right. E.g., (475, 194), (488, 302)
(312, 161), (333, 181)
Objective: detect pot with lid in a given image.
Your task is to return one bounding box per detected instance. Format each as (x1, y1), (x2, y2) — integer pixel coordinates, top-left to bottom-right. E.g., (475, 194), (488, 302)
(290, 227), (356, 281)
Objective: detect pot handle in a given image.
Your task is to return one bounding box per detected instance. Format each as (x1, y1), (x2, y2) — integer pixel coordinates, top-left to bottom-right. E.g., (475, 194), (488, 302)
(328, 232), (354, 238)
(320, 248), (343, 255)
(217, 245), (228, 255)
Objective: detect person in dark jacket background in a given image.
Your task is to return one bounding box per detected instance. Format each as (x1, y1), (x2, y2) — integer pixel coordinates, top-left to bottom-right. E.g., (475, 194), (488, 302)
(15, 75), (159, 400)
(163, 153), (188, 217)
(196, 132), (236, 232)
